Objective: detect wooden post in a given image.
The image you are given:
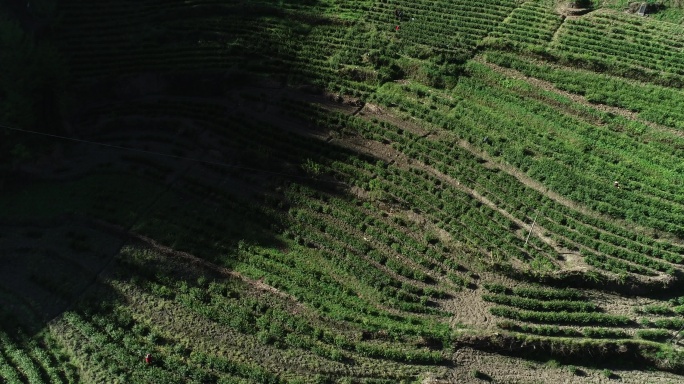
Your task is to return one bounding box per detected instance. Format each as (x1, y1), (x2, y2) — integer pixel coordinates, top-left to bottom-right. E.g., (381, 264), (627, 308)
(524, 212), (538, 247)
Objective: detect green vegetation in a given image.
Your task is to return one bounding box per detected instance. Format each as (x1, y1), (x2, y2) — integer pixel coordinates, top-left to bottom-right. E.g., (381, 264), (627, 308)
(550, 11), (684, 85)
(637, 329), (671, 342)
(485, 51), (684, 130)
(2, 0), (684, 382)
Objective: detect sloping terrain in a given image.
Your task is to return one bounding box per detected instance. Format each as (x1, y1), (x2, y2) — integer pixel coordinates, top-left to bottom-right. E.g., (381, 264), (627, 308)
(2, 0), (684, 383)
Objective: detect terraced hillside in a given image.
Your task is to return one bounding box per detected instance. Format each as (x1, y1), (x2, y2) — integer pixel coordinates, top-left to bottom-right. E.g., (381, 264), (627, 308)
(2, 0), (684, 382)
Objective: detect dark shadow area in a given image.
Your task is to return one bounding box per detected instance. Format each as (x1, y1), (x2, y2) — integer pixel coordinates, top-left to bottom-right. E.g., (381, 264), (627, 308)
(0, 81), (372, 319)
(0, 3), (381, 380)
(0, 219), (127, 334)
(0, 82), (405, 381)
(472, 370), (493, 382)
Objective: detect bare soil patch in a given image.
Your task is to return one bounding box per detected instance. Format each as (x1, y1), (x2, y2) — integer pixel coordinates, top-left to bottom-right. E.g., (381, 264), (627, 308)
(446, 288), (495, 330)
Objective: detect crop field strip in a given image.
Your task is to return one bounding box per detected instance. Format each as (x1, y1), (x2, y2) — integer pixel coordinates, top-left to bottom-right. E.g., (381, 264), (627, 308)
(286, 100), (681, 280)
(57, 4), (282, 80)
(456, 62), (681, 231)
(117, 286), (435, 382)
(549, 11), (684, 84)
(40, 238), (422, 379)
(367, 0), (517, 54)
(372, 62), (680, 237)
(290, 103), (677, 283)
(482, 283), (684, 346)
(55, 0), (381, 91)
(483, 51), (684, 136)
(54, 310), (234, 383)
(282, 101), (563, 269)
(76, 98), (465, 323)
(0, 305), (78, 384)
(482, 284), (632, 328)
(303, 194), (472, 288)
(461, 63), (684, 204)
(489, 0), (564, 48)
(74, 244), (446, 382)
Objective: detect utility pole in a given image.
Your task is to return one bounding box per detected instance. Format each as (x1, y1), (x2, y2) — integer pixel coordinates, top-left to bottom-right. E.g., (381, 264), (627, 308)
(524, 212), (538, 247)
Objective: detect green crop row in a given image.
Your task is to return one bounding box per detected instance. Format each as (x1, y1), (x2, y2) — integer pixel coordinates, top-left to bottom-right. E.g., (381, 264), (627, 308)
(485, 51), (684, 132)
(498, 321), (582, 337)
(637, 305), (674, 316)
(648, 318), (684, 330)
(489, 306), (632, 326)
(582, 252), (657, 277)
(637, 329), (671, 342)
(354, 343), (444, 364)
(497, 322), (630, 340)
(483, 294), (597, 313)
(551, 13), (684, 76)
(483, 283), (585, 301)
(582, 328), (630, 340)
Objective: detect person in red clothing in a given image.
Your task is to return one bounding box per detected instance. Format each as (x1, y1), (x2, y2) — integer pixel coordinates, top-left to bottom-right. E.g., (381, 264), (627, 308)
(145, 353), (152, 365)
(395, 25), (400, 32)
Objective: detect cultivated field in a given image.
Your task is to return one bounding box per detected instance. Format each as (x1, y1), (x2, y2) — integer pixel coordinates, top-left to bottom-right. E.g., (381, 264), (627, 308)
(2, 0), (684, 382)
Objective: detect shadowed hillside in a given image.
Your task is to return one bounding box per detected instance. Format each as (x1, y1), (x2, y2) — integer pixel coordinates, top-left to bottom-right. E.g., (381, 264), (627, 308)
(2, 0), (684, 383)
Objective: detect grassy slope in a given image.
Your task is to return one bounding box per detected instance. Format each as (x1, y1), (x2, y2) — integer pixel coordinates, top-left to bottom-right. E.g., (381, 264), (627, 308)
(2, 0), (684, 382)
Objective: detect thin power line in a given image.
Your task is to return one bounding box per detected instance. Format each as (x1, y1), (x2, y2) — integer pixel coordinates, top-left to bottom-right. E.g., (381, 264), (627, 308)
(0, 123), (348, 185)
